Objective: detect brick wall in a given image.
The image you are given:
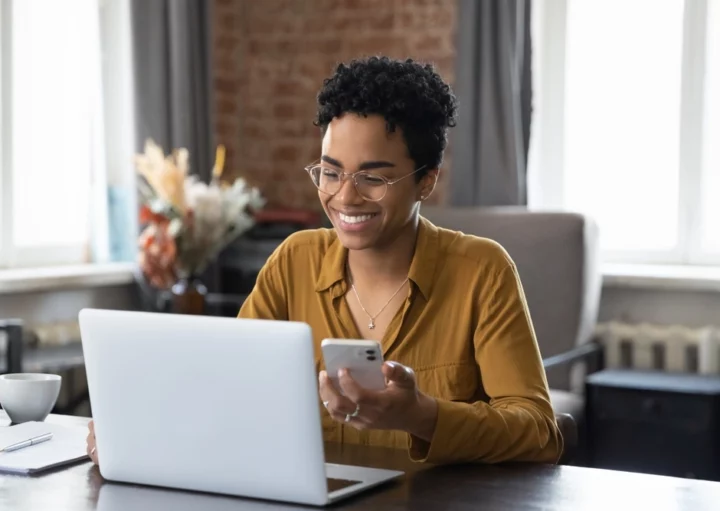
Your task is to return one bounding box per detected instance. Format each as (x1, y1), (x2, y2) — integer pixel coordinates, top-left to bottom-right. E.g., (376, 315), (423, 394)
(212, 0), (457, 211)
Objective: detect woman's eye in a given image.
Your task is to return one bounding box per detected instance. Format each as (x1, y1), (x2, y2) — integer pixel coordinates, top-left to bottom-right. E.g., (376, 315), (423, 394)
(360, 175), (385, 185)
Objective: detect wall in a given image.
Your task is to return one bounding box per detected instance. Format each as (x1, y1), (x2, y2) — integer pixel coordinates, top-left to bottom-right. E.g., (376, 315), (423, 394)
(211, 0), (458, 211)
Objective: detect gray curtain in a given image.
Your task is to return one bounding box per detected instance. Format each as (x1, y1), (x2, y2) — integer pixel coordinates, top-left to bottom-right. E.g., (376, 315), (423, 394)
(450, 0), (532, 206)
(130, 0), (214, 182)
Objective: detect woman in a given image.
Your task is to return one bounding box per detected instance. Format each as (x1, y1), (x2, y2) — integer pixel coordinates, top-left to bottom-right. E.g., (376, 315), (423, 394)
(87, 56), (563, 465)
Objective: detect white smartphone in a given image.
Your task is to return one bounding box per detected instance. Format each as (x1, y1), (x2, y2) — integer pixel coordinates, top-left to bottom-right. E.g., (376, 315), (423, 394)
(320, 338), (386, 393)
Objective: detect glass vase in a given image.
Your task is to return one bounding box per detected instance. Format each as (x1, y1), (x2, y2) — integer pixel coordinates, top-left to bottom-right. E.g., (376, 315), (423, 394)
(170, 273), (208, 315)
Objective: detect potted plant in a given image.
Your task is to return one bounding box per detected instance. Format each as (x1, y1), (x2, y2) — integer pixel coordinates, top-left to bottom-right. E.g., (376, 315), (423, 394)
(135, 139), (265, 314)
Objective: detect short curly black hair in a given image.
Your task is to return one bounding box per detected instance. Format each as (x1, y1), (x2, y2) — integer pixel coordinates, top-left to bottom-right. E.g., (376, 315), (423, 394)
(314, 56), (458, 179)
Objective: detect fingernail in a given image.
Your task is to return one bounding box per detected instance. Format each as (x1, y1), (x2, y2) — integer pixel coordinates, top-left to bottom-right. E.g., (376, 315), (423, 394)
(338, 368), (347, 377)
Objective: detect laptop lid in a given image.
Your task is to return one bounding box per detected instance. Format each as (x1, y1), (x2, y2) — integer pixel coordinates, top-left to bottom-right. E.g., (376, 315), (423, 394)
(79, 309), (330, 506)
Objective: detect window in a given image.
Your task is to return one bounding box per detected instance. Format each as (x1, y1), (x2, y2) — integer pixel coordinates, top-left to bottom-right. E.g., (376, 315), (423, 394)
(0, 0), (119, 269)
(529, 0), (719, 265)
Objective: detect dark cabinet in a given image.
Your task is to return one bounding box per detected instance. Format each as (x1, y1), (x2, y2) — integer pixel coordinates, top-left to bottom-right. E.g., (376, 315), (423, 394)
(586, 369), (720, 481)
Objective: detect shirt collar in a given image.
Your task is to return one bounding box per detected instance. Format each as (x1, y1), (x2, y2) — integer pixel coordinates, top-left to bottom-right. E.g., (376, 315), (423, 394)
(314, 233), (347, 293)
(408, 216), (439, 300)
(314, 216), (440, 300)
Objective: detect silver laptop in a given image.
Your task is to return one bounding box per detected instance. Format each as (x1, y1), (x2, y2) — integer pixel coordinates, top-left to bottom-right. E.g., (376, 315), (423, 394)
(79, 308), (403, 506)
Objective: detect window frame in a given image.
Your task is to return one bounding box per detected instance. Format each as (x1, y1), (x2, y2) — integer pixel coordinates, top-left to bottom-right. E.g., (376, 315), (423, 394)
(529, 0), (719, 266)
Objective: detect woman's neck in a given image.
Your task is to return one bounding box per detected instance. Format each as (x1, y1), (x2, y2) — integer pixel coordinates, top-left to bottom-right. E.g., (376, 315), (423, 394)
(347, 218), (419, 285)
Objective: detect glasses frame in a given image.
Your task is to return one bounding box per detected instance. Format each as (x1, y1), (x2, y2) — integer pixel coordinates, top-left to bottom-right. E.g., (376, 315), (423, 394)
(304, 162), (428, 202)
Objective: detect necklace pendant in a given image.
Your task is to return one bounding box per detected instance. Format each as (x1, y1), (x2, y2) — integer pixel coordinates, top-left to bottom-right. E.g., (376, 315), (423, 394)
(368, 320), (375, 329)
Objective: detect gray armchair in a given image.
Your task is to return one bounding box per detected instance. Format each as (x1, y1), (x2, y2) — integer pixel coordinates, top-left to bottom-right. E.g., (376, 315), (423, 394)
(421, 206), (603, 421)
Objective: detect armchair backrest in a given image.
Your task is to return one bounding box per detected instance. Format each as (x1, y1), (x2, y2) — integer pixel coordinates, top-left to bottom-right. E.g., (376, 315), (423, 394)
(421, 206), (602, 391)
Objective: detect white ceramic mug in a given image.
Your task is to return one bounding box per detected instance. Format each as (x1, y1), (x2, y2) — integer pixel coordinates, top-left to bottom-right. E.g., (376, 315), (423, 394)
(0, 373), (62, 423)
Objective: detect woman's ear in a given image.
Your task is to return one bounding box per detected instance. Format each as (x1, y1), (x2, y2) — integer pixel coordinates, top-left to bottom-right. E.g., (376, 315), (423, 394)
(417, 169), (439, 201)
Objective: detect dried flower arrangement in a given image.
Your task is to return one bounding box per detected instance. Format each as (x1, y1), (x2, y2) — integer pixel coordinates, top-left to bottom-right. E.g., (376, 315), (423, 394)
(135, 139), (265, 290)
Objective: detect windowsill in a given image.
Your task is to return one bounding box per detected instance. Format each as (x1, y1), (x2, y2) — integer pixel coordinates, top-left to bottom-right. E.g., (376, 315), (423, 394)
(0, 262), (136, 295)
(603, 263), (720, 292)
(0, 261), (717, 296)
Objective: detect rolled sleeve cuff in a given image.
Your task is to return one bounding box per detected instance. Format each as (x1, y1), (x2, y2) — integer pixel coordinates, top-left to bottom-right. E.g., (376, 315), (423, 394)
(407, 398), (565, 465)
(407, 399), (474, 464)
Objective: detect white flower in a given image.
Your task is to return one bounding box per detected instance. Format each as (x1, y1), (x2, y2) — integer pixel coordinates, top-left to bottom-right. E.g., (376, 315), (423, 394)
(185, 177), (221, 223)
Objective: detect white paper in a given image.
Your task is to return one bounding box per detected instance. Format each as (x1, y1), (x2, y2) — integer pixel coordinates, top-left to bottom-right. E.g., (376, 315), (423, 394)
(0, 420), (89, 474)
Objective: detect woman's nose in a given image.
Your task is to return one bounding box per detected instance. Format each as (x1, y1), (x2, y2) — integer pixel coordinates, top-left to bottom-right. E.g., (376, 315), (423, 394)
(334, 176), (364, 205)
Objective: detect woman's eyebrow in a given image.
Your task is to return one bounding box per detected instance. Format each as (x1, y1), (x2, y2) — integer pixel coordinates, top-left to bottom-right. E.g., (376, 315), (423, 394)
(358, 160), (396, 171)
(320, 155), (396, 171)
(320, 155), (343, 167)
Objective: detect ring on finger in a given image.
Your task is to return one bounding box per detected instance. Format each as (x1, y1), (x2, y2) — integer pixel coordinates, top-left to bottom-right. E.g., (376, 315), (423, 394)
(344, 405), (360, 423)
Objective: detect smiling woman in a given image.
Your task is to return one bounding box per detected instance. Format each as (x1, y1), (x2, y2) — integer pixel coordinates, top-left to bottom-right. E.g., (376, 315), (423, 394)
(234, 56), (563, 465)
(85, 56), (564, 466)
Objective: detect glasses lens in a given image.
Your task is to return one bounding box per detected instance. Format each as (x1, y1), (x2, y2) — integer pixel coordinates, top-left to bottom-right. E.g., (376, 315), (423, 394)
(307, 166), (388, 201)
(309, 166), (342, 195)
(354, 173), (387, 201)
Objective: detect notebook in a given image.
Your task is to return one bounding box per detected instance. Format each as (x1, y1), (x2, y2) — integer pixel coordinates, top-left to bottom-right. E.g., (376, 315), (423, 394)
(0, 420), (89, 474)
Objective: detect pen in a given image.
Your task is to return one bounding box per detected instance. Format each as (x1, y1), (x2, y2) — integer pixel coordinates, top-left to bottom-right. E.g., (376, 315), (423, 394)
(0, 432), (54, 453)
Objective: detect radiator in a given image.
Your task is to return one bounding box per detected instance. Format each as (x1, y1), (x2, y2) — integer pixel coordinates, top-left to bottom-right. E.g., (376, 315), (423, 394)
(595, 321), (720, 374)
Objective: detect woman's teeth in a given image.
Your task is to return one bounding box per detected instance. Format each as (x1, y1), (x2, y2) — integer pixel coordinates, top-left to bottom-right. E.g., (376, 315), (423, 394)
(339, 213), (376, 224)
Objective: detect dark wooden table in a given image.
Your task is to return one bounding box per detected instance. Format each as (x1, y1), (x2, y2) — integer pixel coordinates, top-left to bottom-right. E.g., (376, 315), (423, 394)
(3, 414), (720, 510)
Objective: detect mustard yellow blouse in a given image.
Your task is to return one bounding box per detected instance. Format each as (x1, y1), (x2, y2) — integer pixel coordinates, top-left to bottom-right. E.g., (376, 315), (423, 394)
(238, 216), (563, 465)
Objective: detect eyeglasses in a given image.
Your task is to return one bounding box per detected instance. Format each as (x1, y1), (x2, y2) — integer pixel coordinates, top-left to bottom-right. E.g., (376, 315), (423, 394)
(304, 163), (427, 202)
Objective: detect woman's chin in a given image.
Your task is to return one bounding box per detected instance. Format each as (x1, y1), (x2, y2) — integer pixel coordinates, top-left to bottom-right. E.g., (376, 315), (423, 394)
(336, 231), (376, 251)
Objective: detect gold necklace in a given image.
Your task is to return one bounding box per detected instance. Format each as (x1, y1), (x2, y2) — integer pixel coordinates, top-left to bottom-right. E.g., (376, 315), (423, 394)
(349, 273), (409, 330)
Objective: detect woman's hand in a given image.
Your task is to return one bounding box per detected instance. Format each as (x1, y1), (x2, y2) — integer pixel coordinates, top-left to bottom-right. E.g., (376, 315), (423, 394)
(318, 361), (438, 441)
(86, 420), (99, 465)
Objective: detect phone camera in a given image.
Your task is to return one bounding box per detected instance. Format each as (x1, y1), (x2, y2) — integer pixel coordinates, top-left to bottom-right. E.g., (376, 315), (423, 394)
(367, 355), (376, 361)
(365, 349), (375, 355)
